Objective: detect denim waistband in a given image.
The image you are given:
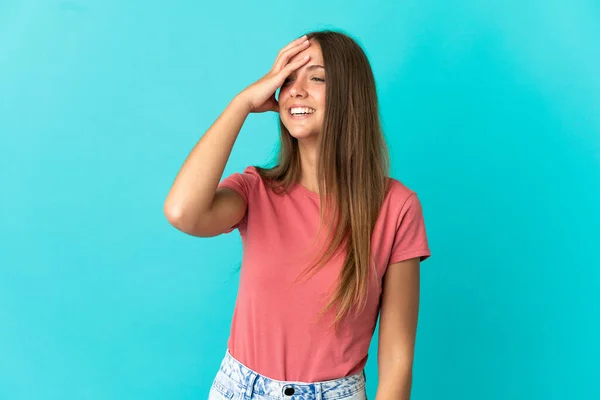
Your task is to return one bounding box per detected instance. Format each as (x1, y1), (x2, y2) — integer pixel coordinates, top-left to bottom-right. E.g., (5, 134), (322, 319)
(218, 349), (366, 400)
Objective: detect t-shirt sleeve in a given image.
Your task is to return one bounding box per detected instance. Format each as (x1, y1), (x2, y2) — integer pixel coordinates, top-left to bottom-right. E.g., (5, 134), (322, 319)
(388, 192), (431, 265)
(217, 166), (259, 233)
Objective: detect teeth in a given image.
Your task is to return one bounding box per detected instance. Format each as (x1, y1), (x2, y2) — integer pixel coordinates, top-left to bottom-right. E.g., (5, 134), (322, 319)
(290, 107), (315, 115)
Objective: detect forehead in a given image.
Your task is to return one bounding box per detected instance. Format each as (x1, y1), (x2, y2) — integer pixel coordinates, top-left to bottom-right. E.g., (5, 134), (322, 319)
(290, 39), (324, 66)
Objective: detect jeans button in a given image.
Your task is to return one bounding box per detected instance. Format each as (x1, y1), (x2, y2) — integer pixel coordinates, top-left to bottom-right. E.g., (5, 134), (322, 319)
(284, 387), (295, 396)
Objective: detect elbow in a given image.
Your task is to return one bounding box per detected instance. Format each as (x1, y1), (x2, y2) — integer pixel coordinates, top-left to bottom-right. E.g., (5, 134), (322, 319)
(163, 202), (194, 232)
(379, 356), (414, 376)
(163, 200), (183, 225)
(163, 203), (216, 237)
(164, 208), (194, 234)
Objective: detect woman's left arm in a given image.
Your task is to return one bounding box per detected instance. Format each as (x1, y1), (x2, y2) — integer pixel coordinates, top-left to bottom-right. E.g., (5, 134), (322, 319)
(375, 256), (421, 400)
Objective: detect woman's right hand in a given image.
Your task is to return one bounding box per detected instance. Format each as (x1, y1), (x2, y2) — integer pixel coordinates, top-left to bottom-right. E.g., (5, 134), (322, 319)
(237, 35), (312, 114)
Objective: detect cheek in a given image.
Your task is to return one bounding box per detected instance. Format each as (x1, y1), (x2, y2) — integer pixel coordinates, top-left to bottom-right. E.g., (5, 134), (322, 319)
(316, 91), (326, 108)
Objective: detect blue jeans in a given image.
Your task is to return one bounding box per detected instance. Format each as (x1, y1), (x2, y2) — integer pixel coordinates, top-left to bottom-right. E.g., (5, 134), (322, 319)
(208, 350), (368, 400)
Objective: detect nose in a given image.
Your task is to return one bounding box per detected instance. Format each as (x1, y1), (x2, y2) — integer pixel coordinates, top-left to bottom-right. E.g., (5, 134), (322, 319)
(289, 80), (307, 98)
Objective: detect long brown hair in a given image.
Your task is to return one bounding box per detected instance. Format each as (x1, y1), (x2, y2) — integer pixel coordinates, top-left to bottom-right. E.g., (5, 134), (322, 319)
(255, 30), (390, 332)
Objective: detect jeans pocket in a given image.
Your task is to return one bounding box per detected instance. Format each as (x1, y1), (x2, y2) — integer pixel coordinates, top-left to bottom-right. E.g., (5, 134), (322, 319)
(334, 384), (367, 400)
(208, 376), (235, 400)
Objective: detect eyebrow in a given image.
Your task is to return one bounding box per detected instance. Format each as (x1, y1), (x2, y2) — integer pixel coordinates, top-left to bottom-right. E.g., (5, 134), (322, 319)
(306, 65), (325, 71)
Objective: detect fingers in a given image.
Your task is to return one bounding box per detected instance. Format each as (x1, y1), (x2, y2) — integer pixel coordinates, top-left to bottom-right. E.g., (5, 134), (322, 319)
(273, 38), (310, 72)
(277, 35), (308, 56)
(281, 54), (311, 76)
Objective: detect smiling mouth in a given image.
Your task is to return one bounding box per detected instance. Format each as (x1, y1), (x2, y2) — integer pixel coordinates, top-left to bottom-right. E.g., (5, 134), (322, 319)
(289, 107), (316, 116)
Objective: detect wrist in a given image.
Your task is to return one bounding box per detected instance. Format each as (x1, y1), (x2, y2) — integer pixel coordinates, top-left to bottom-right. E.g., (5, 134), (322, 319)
(231, 93), (252, 115)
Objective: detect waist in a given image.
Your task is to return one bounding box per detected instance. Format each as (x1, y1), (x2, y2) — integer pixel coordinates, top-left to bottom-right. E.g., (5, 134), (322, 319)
(218, 349), (367, 400)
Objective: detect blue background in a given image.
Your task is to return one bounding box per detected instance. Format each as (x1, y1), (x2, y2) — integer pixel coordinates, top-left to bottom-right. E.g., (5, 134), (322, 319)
(1, 1), (598, 399)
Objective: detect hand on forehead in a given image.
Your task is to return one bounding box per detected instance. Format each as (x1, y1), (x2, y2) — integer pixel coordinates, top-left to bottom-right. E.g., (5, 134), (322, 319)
(290, 40), (323, 66)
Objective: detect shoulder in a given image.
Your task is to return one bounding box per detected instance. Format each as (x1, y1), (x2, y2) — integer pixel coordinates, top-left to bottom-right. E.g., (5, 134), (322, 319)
(242, 165), (259, 174)
(219, 165), (264, 196)
(230, 165), (263, 186)
(385, 177), (419, 209)
(240, 165), (260, 178)
(232, 165), (277, 195)
(381, 177), (428, 229)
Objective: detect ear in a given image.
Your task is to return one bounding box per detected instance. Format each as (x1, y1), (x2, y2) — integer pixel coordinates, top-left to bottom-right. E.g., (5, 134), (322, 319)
(270, 94), (279, 113)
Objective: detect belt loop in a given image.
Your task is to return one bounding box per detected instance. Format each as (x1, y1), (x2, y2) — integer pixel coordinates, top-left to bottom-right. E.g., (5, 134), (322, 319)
(315, 382), (323, 400)
(243, 372), (257, 400)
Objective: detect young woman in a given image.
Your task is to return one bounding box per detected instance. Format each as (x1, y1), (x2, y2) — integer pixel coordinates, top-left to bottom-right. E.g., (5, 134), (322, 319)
(164, 30), (431, 400)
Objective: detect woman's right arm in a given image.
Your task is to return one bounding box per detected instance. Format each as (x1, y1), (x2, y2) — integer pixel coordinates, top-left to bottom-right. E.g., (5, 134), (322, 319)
(163, 95), (251, 237)
(163, 35), (312, 237)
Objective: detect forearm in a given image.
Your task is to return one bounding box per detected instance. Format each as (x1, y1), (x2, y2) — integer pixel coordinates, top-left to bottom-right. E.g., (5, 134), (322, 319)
(164, 95), (250, 227)
(375, 364), (413, 400)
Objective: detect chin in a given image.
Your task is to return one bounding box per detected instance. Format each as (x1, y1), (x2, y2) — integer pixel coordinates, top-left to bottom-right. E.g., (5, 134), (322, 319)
(285, 127), (320, 140)
(281, 118), (322, 140)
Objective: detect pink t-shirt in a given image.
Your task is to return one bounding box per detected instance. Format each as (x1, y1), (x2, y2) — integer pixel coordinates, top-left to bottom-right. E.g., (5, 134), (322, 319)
(217, 166), (431, 382)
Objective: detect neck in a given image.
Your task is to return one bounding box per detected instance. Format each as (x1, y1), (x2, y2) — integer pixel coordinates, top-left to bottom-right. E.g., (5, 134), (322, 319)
(298, 139), (319, 195)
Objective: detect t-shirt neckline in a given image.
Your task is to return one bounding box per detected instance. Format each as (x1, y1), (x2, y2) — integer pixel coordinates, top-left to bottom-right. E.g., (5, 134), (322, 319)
(294, 182), (320, 199)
